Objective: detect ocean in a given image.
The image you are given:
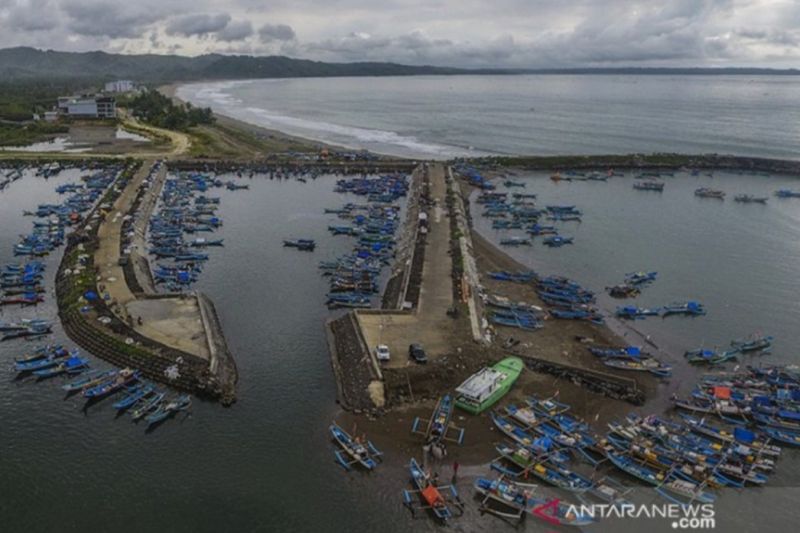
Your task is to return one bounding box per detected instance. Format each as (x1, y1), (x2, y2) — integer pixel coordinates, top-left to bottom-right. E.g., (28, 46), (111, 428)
(178, 75), (800, 160)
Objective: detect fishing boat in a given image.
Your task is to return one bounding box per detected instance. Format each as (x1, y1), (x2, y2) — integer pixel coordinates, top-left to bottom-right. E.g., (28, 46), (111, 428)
(491, 443), (592, 492)
(760, 426), (800, 447)
(500, 236), (531, 247)
(606, 284), (640, 298)
(775, 189), (800, 198)
(283, 239), (316, 251)
(411, 395), (465, 444)
(146, 395), (191, 426)
(527, 395), (571, 417)
(731, 335), (773, 353)
(33, 355), (89, 378)
(734, 194), (768, 204)
(579, 476), (633, 508)
(601, 357), (672, 377)
(625, 271), (657, 285)
(684, 348), (738, 365)
(83, 368), (139, 399)
(616, 305), (660, 319)
(633, 181), (664, 192)
(131, 392), (166, 421)
(677, 414), (781, 457)
(505, 404), (539, 427)
(455, 357), (523, 414)
(14, 350), (69, 372)
(474, 476), (594, 526)
(694, 188), (725, 199)
(605, 452), (715, 504)
(402, 458), (463, 522)
(113, 383), (156, 411)
(330, 423), (383, 470)
(542, 235), (573, 247)
(662, 301), (706, 317)
(62, 369), (116, 392)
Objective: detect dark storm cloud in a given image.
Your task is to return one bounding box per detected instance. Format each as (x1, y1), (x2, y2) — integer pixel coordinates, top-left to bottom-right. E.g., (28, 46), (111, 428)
(166, 13), (232, 37)
(7, 0), (57, 31)
(61, 1), (167, 38)
(217, 20), (253, 42)
(258, 23), (295, 42)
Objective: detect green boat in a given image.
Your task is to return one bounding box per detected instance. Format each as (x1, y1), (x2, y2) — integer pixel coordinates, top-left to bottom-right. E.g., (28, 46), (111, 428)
(455, 357), (524, 414)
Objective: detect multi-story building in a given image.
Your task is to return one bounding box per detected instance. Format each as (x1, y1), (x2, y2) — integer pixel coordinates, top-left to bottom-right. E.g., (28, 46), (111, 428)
(57, 95), (116, 118)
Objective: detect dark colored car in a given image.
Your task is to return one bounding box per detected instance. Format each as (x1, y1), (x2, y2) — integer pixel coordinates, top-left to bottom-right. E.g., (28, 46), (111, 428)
(409, 343), (428, 364)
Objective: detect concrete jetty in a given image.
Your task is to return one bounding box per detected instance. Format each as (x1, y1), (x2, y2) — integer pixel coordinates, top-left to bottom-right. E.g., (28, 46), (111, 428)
(57, 160), (237, 403)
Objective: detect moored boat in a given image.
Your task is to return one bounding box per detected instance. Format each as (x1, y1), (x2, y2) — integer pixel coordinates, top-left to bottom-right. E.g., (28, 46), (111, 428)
(455, 357), (523, 414)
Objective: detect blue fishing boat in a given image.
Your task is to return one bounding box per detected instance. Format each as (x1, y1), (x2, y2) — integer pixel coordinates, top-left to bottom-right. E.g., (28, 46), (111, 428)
(83, 368), (139, 399)
(131, 392), (166, 421)
(62, 369), (116, 392)
(14, 350), (69, 372)
(684, 347), (738, 365)
(146, 395), (191, 426)
(775, 189), (800, 198)
(330, 423), (383, 470)
(474, 476), (594, 526)
(616, 305), (660, 319)
(542, 236), (573, 247)
(113, 383), (156, 411)
(402, 458), (464, 522)
(662, 301), (706, 316)
(606, 452), (715, 504)
(411, 394), (465, 444)
(33, 355), (89, 377)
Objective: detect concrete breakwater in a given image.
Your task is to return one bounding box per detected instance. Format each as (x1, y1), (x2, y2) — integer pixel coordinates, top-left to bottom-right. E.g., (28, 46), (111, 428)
(55, 160), (237, 404)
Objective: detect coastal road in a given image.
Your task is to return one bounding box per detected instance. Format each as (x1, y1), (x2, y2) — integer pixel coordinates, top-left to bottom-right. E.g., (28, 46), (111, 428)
(359, 163), (461, 367)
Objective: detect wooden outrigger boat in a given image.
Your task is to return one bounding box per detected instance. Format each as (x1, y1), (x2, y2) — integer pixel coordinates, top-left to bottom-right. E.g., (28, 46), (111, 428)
(402, 458), (464, 522)
(491, 442), (591, 492)
(410, 395), (465, 445)
(330, 423), (383, 470)
(474, 475), (594, 526)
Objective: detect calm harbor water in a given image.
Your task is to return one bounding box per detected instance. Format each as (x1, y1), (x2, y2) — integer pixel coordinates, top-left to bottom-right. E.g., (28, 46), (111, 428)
(2, 164), (800, 531)
(179, 75), (800, 160)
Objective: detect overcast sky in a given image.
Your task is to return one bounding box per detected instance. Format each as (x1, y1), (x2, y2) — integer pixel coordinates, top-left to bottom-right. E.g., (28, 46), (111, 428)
(1, 0), (798, 67)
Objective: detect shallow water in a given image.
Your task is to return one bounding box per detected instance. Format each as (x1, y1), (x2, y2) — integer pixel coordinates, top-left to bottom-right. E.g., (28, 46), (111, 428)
(179, 75), (800, 160)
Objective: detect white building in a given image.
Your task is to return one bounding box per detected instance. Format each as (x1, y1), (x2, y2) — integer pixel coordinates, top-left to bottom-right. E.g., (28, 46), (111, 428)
(104, 80), (135, 93)
(57, 95), (116, 118)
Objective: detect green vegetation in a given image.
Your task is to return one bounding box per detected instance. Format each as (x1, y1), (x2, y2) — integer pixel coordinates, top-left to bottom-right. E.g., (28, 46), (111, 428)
(0, 121), (69, 147)
(122, 90), (214, 131)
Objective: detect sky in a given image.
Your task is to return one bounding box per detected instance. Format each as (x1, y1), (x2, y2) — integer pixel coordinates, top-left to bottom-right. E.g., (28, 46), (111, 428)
(0, 0), (799, 67)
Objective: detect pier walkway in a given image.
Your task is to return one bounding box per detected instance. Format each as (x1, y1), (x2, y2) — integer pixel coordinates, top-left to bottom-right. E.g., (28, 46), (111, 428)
(357, 163), (460, 368)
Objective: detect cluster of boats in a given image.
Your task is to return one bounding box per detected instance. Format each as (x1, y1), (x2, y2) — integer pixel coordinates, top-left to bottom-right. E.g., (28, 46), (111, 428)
(476, 190), (580, 249)
(684, 334), (772, 365)
(588, 345), (672, 377)
(0, 166), (23, 191)
(1, 261), (46, 307)
(672, 364), (800, 442)
(318, 174), (408, 309)
(606, 270), (657, 299)
(17, 167), (122, 257)
(12, 344), (191, 428)
(148, 172), (237, 291)
(488, 270), (604, 326)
